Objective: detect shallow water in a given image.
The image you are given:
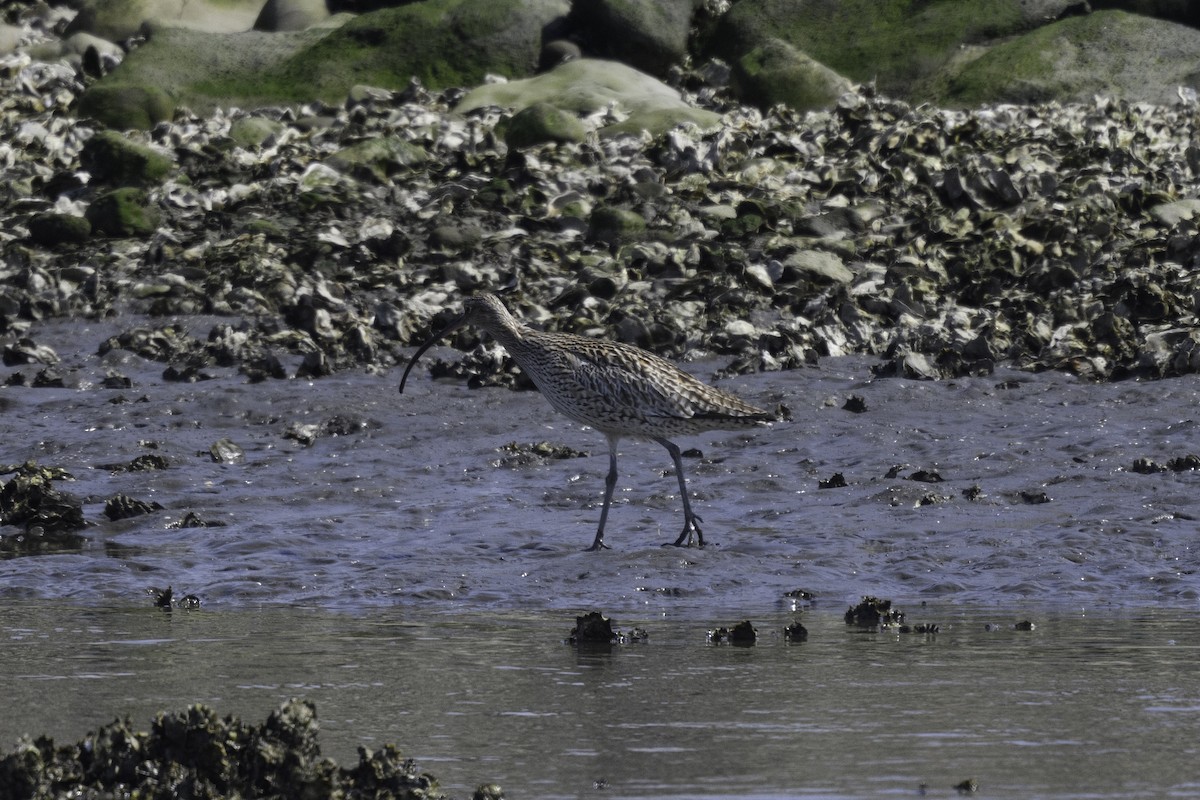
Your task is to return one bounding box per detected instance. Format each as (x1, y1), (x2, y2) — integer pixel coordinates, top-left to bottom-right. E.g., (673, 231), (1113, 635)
(2, 318), (1200, 796)
(1, 603), (1198, 799)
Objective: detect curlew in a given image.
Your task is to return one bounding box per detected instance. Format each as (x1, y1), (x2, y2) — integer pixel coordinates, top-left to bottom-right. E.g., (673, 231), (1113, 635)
(398, 294), (777, 551)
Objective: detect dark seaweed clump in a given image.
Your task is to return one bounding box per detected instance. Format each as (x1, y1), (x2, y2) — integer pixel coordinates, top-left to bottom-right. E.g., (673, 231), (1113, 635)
(0, 699), (454, 800)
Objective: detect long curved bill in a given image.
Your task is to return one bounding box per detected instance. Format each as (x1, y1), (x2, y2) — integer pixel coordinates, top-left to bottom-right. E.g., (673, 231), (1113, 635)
(398, 312), (470, 394)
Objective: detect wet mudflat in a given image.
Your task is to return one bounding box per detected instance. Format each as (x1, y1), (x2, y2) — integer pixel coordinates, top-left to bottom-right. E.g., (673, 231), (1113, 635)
(2, 317), (1198, 609)
(2, 318), (1200, 797)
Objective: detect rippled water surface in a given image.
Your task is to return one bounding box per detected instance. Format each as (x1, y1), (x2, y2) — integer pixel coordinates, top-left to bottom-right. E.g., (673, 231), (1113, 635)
(2, 319), (1200, 796)
(2, 604), (1198, 799)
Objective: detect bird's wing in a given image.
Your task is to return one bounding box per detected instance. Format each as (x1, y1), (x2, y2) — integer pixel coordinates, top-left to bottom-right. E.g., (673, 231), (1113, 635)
(567, 344), (714, 422)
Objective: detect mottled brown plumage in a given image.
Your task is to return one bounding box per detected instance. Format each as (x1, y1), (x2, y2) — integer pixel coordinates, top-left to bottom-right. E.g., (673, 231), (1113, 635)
(399, 294), (776, 550)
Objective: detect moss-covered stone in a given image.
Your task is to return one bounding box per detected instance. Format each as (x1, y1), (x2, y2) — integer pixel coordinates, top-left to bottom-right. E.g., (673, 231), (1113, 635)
(86, 0), (565, 111)
(934, 10), (1200, 106)
(26, 213), (92, 246)
(81, 130), (174, 186)
(504, 102), (587, 149)
(324, 137), (428, 182)
(588, 205), (646, 244)
(732, 37), (853, 111)
(85, 188), (162, 237)
(74, 83), (175, 130)
(87, 23), (341, 115)
(274, 0), (566, 98)
(711, 0), (1033, 100)
(228, 116), (285, 149)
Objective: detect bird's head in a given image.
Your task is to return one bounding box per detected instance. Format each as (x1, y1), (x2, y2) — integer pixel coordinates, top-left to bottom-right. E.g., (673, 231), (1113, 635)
(398, 294), (518, 393)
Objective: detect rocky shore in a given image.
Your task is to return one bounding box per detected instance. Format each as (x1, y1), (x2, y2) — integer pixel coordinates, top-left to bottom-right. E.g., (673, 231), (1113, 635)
(4, 48), (1200, 390)
(4, 0), (1200, 793)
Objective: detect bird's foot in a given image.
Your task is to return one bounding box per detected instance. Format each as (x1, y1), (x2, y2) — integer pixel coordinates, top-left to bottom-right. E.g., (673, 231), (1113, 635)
(585, 538), (610, 552)
(667, 515), (705, 548)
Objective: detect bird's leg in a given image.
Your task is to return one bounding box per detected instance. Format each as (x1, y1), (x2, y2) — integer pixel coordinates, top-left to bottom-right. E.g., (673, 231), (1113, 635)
(654, 437), (704, 548)
(587, 443), (618, 551)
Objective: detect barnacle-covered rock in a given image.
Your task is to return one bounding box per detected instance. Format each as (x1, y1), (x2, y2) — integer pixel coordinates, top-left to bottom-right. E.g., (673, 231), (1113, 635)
(0, 699), (451, 799)
(708, 620), (757, 644)
(6, 11), (1200, 392)
(844, 595), (904, 628)
(104, 494), (164, 520)
(0, 461), (85, 536)
(568, 610), (617, 644)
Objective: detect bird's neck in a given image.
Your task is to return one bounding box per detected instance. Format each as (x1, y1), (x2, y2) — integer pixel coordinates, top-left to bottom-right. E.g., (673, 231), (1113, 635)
(484, 317), (527, 352)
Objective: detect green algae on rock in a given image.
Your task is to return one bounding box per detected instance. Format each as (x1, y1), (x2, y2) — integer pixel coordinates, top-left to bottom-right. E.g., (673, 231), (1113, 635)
(81, 129), (174, 186)
(503, 102), (587, 149)
(26, 213), (91, 247)
(933, 10), (1200, 106)
(94, 0), (568, 113)
(710, 0), (1031, 100)
(74, 83), (175, 130)
(324, 136), (428, 182)
(84, 187), (161, 236)
(731, 37), (854, 112)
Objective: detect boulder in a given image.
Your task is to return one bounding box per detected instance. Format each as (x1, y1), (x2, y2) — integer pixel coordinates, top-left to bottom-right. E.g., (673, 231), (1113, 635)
(22, 32), (125, 78)
(503, 102), (587, 148)
(254, 0), (331, 31)
(731, 37), (853, 111)
(74, 84), (175, 130)
(66, 0), (265, 41)
(324, 137), (428, 182)
(27, 213), (92, 246)
(84, 0), (568, 112)
(81, 130), (174, 186)
(457, 59), (721, 138)
(280, 0), (568, 95)
(709, 0), (1085, 103)
(85, 188), (162, 236)
(566, 0), (696, 77)
(933, 10), (1200, 106)
(1091, 0), (1200, 27)
(78, 21), (345, 115)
